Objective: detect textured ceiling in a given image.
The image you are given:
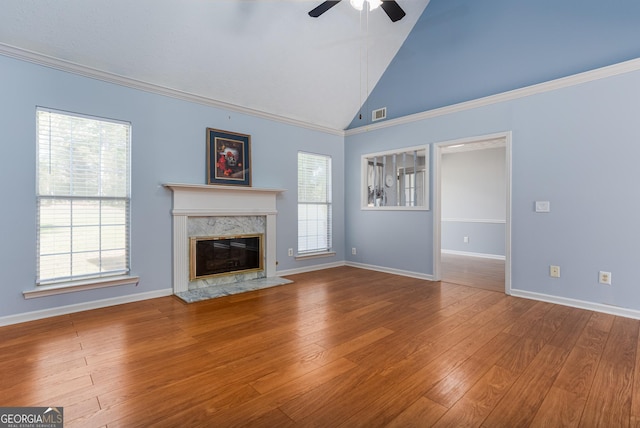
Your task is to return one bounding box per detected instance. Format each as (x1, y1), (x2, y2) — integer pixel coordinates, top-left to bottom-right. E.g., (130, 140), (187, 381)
(0, 0), (430, 132)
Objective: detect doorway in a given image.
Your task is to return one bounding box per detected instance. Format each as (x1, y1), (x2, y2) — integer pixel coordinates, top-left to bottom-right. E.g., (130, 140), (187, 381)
(432, 132), (512, 294)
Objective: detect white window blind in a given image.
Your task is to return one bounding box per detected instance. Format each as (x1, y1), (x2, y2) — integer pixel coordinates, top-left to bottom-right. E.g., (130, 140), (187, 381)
(36, 108), (131, 285)
(298, 152), (332, 254)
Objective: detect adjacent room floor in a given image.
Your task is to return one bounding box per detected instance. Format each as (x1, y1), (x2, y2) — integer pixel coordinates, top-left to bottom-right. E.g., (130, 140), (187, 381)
(440, 252), (505, 293)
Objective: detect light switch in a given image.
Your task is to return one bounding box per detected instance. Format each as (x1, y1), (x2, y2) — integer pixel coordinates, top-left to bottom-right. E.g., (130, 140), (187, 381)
(535, 201), (550, 213)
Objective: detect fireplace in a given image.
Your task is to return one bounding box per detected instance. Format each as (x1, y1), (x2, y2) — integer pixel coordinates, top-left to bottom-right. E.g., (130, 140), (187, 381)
(164, 183), (285, 294)
(190, 234), (263, 280)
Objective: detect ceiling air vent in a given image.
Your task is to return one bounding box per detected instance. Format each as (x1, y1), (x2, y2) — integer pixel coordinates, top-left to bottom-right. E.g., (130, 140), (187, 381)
(372, 107), (387, 122)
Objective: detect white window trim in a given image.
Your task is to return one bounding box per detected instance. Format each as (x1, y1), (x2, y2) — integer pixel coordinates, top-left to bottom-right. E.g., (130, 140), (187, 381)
(360, 144), (430, 210)
(36, 107), (132, 287)
(297, 151), (333, 255)
(24, 275), (139, 299)
(294, 251), (336, 261)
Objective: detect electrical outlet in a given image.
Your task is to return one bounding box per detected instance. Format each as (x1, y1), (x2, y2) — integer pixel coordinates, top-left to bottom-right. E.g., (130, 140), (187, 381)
(550, 265), (560, 278)
(599, 271), (612, 285)
(535, 201), (551, 212)
(288, 248), (293, 257)
(463, 236), (469, 243)
(352, 247), (357, 255)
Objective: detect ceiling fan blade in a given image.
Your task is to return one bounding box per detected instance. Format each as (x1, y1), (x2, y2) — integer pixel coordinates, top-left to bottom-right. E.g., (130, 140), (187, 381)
(380, 0), (406, 22)
(309, 1), (341, 18)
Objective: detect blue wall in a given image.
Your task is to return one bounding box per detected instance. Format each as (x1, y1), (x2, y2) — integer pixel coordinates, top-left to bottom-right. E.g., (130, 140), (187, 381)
(3, 50), (640, 320)
(344, 138), (434, 276)
(0, 54), (344, 320)
(346, 64), (640, 311)
(442, 221), (505, 257)
(349, 0), (640, 128)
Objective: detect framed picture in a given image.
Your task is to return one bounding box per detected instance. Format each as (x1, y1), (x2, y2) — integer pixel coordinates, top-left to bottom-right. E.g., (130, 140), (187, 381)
(207, 128), (251, 186)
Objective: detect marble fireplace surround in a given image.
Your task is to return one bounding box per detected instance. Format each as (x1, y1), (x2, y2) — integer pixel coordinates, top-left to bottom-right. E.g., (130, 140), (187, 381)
(164, 183), (285, 294)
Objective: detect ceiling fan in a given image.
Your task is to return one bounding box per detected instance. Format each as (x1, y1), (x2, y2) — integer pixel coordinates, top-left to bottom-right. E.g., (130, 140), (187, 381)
(309, 0), (406, 22)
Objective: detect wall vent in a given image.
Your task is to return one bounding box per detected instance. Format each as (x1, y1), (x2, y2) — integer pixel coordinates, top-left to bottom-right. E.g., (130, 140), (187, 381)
(372, 107), (387, 122)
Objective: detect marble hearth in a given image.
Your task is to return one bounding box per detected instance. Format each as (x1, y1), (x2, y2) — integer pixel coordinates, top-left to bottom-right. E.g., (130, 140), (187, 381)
(164, 184), (286, 298)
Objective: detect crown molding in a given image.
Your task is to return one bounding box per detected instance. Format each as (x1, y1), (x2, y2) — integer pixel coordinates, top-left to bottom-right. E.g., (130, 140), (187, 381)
(346, 57), (640, 136)
(0, 42), (345, 137)
(4, 42), (638, 139)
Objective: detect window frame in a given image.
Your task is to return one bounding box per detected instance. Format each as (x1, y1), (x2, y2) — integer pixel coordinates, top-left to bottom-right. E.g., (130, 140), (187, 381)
(361, 145), (430, 210)
(35, 107), (132, 287)
(297, 151), (333, 257)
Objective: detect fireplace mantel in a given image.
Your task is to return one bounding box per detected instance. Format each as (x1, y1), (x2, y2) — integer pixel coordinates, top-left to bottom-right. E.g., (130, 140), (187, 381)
(164, 183), (285, 215)
(164, 183), (285, 194)
(164, 183), (285, 293)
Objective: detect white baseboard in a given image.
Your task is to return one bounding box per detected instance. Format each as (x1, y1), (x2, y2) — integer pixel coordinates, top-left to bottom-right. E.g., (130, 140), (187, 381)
(277, 261), (346, 277)
(510, 288), (640, 320)
(345, 261), (434, 281)
(278, 261), (434, 282)
(442, 249), (506, 260)
(0, 288), (173, 327)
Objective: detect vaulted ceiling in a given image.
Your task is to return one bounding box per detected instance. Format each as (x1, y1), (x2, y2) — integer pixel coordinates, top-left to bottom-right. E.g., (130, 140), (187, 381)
(2, 0), (639, 134)
(0, 0), (430, 132)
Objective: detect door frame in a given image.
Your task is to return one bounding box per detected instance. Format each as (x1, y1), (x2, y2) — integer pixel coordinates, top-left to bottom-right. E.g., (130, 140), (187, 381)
(432, 131), (512, 294)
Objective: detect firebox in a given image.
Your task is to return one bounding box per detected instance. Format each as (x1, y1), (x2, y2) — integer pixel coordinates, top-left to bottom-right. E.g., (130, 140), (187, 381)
(189, 234), (263, 280)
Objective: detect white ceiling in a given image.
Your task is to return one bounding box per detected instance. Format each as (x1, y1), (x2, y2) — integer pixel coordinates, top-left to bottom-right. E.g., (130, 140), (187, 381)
(0, 0), (430, 132)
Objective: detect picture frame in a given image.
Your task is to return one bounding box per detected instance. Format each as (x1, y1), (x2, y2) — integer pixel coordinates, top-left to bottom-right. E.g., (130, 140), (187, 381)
(206, 128), (251, 186)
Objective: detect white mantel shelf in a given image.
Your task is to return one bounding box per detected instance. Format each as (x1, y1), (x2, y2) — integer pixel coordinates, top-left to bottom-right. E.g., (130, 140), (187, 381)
(164, 183), (285, 294)
(164, 183), (286, 217)
(164, 183), (286, 194)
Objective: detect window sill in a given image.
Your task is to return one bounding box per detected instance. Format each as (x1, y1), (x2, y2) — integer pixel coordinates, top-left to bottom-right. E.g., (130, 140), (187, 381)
(23, 275), (140, 299)
(295, 251), (336, 261)
(361, 206), (430, 211)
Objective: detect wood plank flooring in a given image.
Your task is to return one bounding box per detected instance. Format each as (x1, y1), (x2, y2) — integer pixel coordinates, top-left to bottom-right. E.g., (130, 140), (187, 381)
(1, 266), (639, 427)
(441, 253), (505, 293)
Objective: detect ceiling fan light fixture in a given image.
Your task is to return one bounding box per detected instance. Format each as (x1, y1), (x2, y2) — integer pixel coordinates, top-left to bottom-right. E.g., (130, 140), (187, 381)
(368, 0), (382, 10)
(350, 0), (380, 11)
(309, 0), (405, 21)
(350, 0), (365, 11)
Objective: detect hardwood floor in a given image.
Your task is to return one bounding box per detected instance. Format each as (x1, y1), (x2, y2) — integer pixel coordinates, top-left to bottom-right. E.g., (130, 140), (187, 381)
(1, 266), (639, 427)
(441, 253), (505, 293)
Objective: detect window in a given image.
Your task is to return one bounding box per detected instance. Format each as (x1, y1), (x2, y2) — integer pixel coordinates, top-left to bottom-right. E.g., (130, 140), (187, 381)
(361, 145), (429, 210)
(36, 108), (131, 285)
(298, 152), (332, 255)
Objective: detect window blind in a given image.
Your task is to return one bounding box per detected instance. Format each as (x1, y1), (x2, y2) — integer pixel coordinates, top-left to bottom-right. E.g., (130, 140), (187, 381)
(297, 152), (332, 254)
(36, 108), (131, 284)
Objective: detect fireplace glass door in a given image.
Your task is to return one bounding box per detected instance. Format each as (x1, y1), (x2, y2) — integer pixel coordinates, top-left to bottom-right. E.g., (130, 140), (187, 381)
(190, 234), (263, 280)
